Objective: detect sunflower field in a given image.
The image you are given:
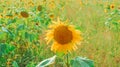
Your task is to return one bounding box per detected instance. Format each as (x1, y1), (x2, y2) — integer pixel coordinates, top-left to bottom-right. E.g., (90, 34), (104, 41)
(0, 0), (120, 67)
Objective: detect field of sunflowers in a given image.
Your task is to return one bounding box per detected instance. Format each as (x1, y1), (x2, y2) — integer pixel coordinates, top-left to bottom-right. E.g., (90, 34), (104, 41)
(0, 0), (120, 67)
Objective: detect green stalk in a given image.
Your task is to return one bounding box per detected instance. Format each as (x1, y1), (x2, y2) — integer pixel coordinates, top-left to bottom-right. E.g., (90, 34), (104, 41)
(66, 54), (69, 67)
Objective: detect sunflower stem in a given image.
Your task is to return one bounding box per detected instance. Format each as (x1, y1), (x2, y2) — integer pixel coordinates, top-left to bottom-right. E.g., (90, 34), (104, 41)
(66, 53), (69, 67)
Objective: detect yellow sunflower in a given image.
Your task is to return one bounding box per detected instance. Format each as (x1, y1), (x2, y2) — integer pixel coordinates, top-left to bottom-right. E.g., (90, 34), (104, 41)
(110, 4), (115, 9)
(37, 5), (42, 11)
(20, 11), (29, 18)
(0, 14), (3, 18)
(45, 18), (82, 54)
(49, 14), (54, 19)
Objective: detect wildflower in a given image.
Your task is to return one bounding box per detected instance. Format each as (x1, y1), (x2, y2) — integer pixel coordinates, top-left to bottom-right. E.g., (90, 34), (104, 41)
(104, 9), (107, 13)
(49, 2), (55, 10)
(79, 1), (83, 6)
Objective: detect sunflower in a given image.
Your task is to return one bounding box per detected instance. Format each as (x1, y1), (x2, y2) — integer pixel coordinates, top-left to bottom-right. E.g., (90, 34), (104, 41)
(37, 5), (42, 11)
(45, 18), (82, 54)
(49, 14), (54, 19)
(20, 11), (29, 18)
(110, 4), (115, 9)
(0, 14), (3, 18)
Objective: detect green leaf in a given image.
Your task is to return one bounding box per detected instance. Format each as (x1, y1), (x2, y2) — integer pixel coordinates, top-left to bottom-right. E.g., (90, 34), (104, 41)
(17, 24), (25, 31)
(24, 32), (37, 42)
(2, 27), (9, 32)
(112, 21), (118, 25)
(75, 25), (84, 32)
(70, 56), (94, 67)
(1, 27), (15, 38)
(0, 32), (7, 40)
(12, 61), (19, 67)
(36, 55), (56, 67)
(26, 62), (36, 67)
(7, 18), (16, 25)
(0, 43), (7, 56)
(0, 43), (15, 56)
(5, 44), (15, 54)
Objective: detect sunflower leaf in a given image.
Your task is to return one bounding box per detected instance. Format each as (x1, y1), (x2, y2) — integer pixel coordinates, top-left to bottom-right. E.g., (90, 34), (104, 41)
(70, 56), (94, 67)
(2, 27), (9, 32)
(36, 55), (56, 67)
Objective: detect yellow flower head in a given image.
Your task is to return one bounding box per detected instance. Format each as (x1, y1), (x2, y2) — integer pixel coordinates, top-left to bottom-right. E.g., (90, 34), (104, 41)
(45, 18), (82, 54)
(110, 4), (115, 9)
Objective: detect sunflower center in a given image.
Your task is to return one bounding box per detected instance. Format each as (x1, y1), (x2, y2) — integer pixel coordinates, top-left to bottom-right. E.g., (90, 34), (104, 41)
(20, 11), (29, 18)
(54, 25), (73, 44)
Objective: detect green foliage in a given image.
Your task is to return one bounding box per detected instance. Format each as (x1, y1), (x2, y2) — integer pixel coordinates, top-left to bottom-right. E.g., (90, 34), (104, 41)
(0, 43), (15, 56)
(26, 62), (36, 67)
(12, 61), (19, 67)
(70, 57), (94, 67)
(36, 55), (56, 67)
(105, 9), (120, 32)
